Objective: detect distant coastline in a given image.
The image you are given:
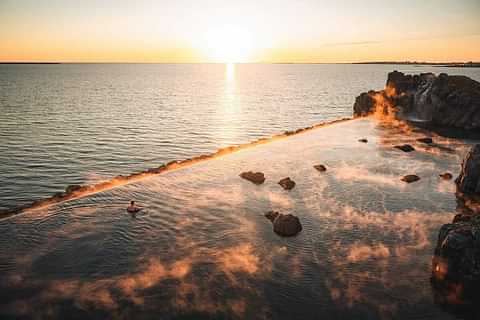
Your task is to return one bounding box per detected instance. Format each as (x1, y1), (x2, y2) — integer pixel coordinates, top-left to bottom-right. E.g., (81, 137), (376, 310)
(353, 61), (480, 68)
(0, 62), (61, 64)
(1, 61), (479, 67)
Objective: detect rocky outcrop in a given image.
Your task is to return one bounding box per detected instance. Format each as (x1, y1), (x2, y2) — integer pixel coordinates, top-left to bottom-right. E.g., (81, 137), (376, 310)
(456, 145), (480, 196)
(239, 171), (265, 185)
(265, 211), (302, 237)
(278, 177), (296, 190)
(353, 91), (377, 117)
(353, 71), (480, 131)
(431, 146), (480, 312)
(431, 212), (480, 309)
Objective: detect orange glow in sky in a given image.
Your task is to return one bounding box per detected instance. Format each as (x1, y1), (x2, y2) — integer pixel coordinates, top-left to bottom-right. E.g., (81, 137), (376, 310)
(0, 0), (479, 63)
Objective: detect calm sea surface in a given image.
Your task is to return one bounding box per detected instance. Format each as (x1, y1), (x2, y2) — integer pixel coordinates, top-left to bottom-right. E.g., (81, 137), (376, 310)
(1, 64), (480, 319)
(1, 63), (479, 211)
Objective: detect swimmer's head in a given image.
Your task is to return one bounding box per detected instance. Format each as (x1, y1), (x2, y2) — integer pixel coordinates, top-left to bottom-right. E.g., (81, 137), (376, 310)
(130, 201), (134, 205)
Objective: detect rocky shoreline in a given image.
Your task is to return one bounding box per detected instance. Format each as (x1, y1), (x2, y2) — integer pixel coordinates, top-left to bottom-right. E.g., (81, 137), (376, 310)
(354, 71), (480, 136)
(355, 70), (480, 313)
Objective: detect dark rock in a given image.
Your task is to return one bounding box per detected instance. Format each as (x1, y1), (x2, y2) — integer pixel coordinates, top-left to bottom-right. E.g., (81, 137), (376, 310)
(264, 211), (279, 222)
(52, 192), (65, 199)
(353, 90), (377, 117)
(417, 137), (433, 144)
(239, 171), (265, 185)
(401, 175), (420, 183)
(272, 213), (302, 237)
(354, 71), (480, 131)
(395, 144), (415, 152)
(431, 214), (480, 309)
(278, 177), (296, 190)
(456, 145), (480, 195)
(65, 185), (83, 194)
(358, 138), (368, 143)
(314, 164), (327, 172)
(453, 213), (472, 223)
(439, 172), (453, 180)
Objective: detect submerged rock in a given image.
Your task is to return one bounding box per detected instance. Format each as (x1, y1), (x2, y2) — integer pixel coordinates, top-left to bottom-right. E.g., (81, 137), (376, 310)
(417, 137), (434, 144)
(401, 175), (420, 183)
(455, 144), (480, 196)
(264, 211), (279, 222)
(278, 177), (296, 190)
(65, 184), (83, 193)
(314, 164), (327, 172)
(239, 171), (266, 185)
(395, 144), (415, 152)
(439, 172), (453, 180)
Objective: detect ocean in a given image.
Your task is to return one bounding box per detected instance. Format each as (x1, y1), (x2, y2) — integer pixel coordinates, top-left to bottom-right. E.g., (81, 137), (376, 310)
(1, 63), (479, 211)
(1, 64), (480, 319)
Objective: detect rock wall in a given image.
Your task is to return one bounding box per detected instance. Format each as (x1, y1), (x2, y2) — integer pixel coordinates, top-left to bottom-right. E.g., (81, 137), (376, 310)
(354, 71), (480, 131)
(431, 145), (480, 312)
(456, 144), (480, 196)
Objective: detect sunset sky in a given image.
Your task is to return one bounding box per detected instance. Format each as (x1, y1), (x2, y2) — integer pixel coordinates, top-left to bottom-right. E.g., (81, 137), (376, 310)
(1, 0), (479, 63)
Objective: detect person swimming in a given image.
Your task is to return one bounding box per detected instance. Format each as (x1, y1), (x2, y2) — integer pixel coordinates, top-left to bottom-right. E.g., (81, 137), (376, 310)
(127, 200), (142, 213)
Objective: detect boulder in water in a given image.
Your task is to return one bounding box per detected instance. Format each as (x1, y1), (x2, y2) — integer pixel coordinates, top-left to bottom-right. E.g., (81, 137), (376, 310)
(401, 175), (420, 183)
(239, 171), (266, 185)
(417, 137), (433, 144)
(278, 177), (296, 190)
(314, 164), (327, 172)
(395, 144), (415, 152)
(270, 213), (302, 237)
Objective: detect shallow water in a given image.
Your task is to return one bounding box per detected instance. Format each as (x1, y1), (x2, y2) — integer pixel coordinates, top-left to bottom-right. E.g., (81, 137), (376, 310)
(0, 118), (477, 319)
(1, 63), (479, 211)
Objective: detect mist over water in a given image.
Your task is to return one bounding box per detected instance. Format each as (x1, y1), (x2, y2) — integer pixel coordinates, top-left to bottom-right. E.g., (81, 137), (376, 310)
(0, 118), (477, 319)
(1, 63), (479, 211)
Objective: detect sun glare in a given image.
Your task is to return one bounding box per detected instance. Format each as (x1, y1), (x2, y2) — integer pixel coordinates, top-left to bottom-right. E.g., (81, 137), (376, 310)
(204, 26), (253, 63)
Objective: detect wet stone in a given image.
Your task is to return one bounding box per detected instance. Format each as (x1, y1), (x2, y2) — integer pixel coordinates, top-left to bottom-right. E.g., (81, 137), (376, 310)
(314, 164), (327, 172)
(239, 171), (266, 185)
(395, 144), (415, 152)
(401, 175), (420, 183)
(278, 177), (296, 190)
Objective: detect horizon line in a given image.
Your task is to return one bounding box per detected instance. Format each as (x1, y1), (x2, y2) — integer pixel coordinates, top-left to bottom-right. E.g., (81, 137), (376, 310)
(1, 61), (479, 65)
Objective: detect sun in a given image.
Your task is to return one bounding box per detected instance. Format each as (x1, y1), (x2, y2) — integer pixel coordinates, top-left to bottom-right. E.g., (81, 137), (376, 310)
(204, 26), (253, 63)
